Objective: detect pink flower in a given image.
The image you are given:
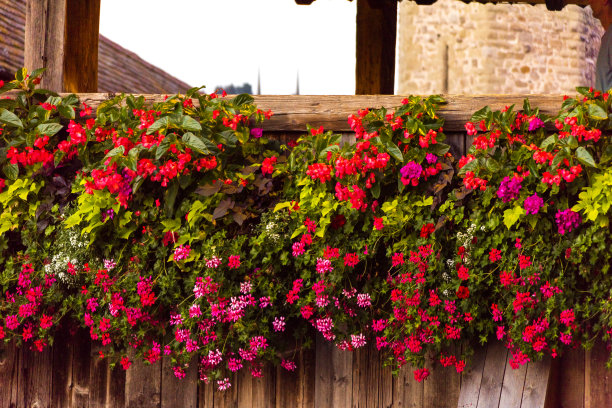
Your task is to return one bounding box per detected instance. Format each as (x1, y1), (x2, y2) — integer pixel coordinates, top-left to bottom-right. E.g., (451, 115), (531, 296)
(281, 359), (297, 371)
(560, 309), (575, 326)
(413, 368), (430, 382)
(356, 293), (371, 308)
(273, 316), (286, 332)
(351, 333), (366, 348)
(292, 242), (305, 257)
(228, 255), (241, 269)
(316, 258), (333, 274)
(173, 245), (191, 261)
(217, 378), (232, 391)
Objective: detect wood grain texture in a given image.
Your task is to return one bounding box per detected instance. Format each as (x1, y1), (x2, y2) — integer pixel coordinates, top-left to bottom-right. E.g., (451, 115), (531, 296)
(70, 94), (569, 133)
(557, 347), (585, 408)
(585, 341), (612, 408)
(24, 0), (67, 92)
(355, 0), (396, 94)
(314, 336), (334, 407)
(298, 347), (316, 408)
(0, 341), (20, 408)
(71, 329), (92, 407)
(498, 356), (527, 408)
(63, 0), (100, 92)
(18, 345), (53, 408)
(392, 363), (424, 408)
(457, 343), (487, 408)
(161, 355), (197, 408)
(89, 344), (110, 408)
(424, 348), (461, 408)
(475, 342), (508, 408)
(51, 325), (73, 408)
(125, 357), (161, 408)
(198, 382), (214, 408)
(252, 364), (275, 408)
(521, 356), (552, 408)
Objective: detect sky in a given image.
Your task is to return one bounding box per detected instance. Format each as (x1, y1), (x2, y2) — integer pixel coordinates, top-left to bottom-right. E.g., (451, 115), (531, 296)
(99, 0), (357, 94)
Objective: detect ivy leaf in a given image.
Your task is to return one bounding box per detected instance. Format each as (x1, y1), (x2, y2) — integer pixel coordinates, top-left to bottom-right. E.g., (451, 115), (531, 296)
(0, 109), (23, 129)
(503, 205), (524, 229)
(587, 103), (608, 121)
(36, 123), (63, 137)
(575, 147), (597, 168)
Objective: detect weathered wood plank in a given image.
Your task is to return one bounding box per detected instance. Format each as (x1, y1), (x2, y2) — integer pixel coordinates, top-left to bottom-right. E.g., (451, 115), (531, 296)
(332, 345), (353, 408)
(18, 344), (53, 408)
(0, 341), (20, 408)
(24, 0), (67, 92)
(72, 329), (92, 407)
(379, 351), (394, 408)
(89, 344), (110, 408)
(392, 362), (424, 408)
(125, 357), (162, 408)
(424, 348), (461, 408)
(298, 347), (316, 408)
(457, 343), (487, 408)
(355, 0), (397, 94)
(236, 366), (253, 408)
(108, 364), (127, 408)
(276, 355), (300, 408)
(198, 381), (214, 408)
(585, 341), (612, 408)
(475, 341), (508, 408)
(63, 0), (100, 92)
(557, 347), (585, 408)
(351, 345), (367, 407)
(252, 364), (275, 408)
(51, 326), (73, 408)
(71, 94), (568, 133)
(161, 355), (197, 408)
(498, 355), (528, 408)
(521, 356), (552, 408)
(314, 336), (334, 407)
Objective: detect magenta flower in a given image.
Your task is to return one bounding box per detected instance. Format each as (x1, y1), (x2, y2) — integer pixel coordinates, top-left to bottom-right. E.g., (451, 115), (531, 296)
(555, 209), (581, 235)
(400, 161), (422, 179)
(524, 193), (543, 215)
(250, 128), (263, 138)
(497, 176), (522, 203)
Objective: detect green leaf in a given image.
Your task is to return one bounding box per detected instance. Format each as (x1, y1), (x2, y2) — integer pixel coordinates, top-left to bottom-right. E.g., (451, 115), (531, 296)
(503, 205), (524, 229)
(587, 103), (608, 120)
(3, 163), (18, 180)
(147, 116), (170, 135)
(36, 123), (63, 137)
(540, 134), (557, 151)
(182, 132), (211, 154)
(0, 81), (17, 95)
(318, 145), (339, 160)
(575, 147), (597, 168)
(180, 116), (202, 132)
(57, 105), (75, 119)
(164, 181), (179, 217)
(16, 68), (26, 82)
(471, 106), (491, 123)
(104, 146), (125, 160)
(385, 142), (403, 162)
(0, 109), (23, 129)
(485, 158), (501, 173)
(371, 182), (381, 199)
(156, 137), (171, 160)
(576, 86), (590, 96)
(232, 94), (254, 106)
(429, 142), (450, 156)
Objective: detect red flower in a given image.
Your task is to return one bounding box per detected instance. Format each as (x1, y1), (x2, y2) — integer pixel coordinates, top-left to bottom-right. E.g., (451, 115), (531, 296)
(456, 286), (469, 299)
(420, 223), (435, 238)
(413, 368), (430, 382)
(261, 156), (277, 176)
(373, 217), (384, 231)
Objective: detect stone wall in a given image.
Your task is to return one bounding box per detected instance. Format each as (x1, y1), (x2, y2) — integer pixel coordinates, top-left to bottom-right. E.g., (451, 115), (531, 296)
(396, 0), (604, 94)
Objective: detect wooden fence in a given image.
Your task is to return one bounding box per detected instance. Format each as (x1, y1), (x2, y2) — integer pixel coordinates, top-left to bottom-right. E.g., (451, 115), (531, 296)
(1, 94), (611, 408)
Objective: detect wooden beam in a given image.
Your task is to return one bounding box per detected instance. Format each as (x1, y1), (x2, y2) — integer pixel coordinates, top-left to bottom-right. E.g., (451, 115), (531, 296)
(355, 0), (397, 94)
(25, 0), (67, 92)
(70, 93), (567, 132)
(24, 0), (100, 92)
(63, 0), (100, 93)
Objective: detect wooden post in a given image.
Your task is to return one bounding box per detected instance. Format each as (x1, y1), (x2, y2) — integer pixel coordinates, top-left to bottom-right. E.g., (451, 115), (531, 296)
(25, 0), (100, 92)
(355, 0), (397, 95)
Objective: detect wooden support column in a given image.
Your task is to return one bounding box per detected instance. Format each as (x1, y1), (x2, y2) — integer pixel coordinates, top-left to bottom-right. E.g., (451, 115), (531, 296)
(355, 0), (397, 95)
(25, 0), (100, 92)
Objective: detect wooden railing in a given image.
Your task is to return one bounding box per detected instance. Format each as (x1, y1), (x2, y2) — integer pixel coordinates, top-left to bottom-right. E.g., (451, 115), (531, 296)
(1, 94), (610, 408)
